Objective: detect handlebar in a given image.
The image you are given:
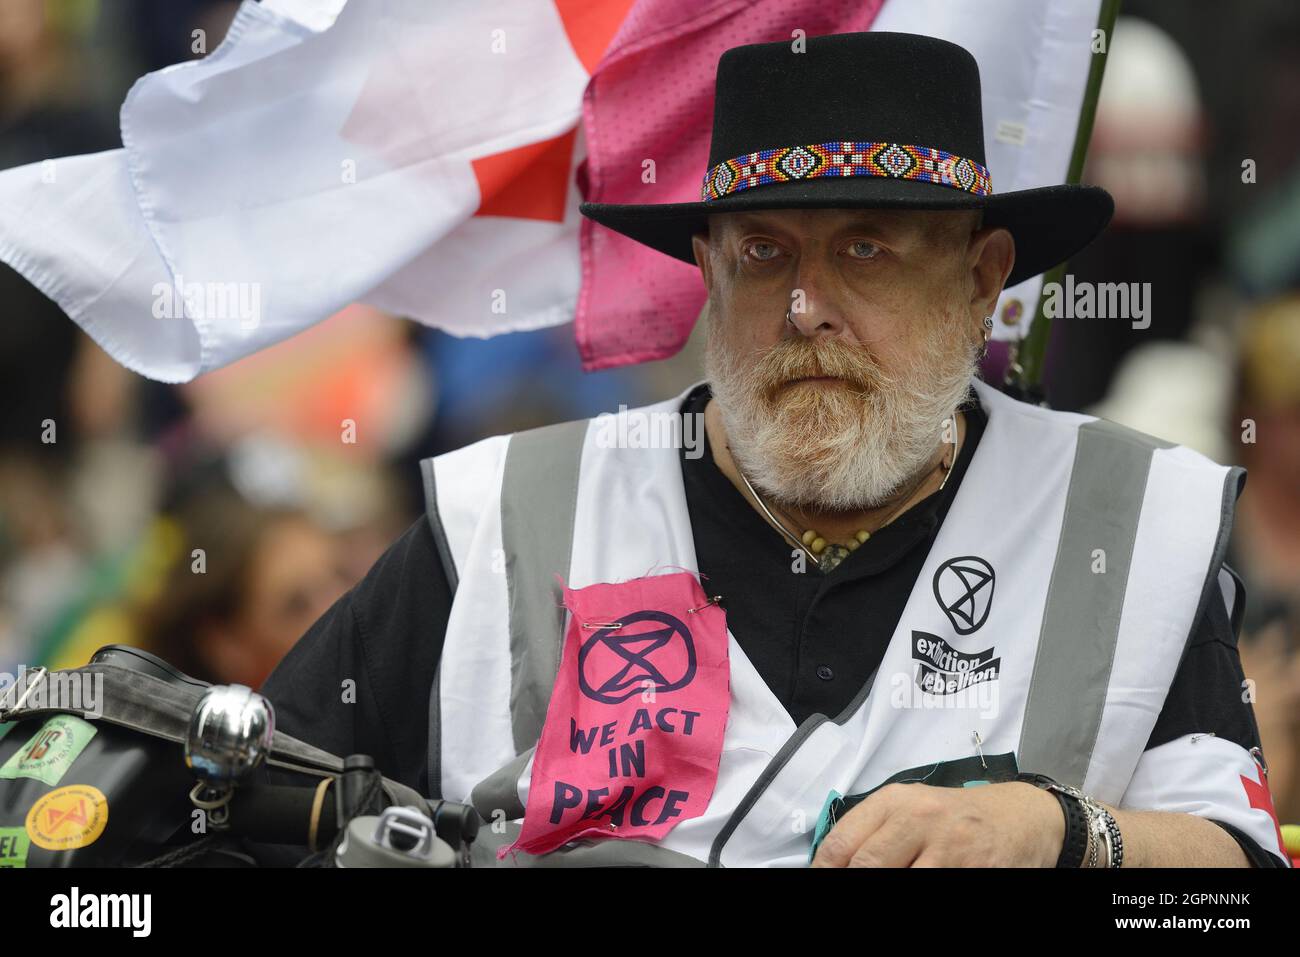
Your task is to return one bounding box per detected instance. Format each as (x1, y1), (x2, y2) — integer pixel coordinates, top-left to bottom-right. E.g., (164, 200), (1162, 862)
(0, 648), (483, 867)
(224, 783), (338, 846)
(220, 779), (481, 861)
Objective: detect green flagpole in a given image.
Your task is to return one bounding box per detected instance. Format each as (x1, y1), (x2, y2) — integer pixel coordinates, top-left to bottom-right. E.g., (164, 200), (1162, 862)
(1006, 0), (1123, 398)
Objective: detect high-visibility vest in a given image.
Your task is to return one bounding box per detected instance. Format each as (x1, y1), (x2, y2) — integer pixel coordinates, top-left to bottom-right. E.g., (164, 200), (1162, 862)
(419, 378), (1278, 867)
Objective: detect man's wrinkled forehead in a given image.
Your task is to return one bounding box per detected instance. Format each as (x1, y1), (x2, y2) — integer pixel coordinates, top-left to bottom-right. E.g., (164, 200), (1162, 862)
(705, 207), (975, 243)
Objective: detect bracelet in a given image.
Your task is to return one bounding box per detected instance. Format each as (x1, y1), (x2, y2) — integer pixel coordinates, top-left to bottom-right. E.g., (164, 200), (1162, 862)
(1084, 800), (1102, 867)
(1097, 801), (1124, 868)
(1078, 790), (1123, 868)
(1016, 772), (1122, 868)
(1016, 772), (1088, 868)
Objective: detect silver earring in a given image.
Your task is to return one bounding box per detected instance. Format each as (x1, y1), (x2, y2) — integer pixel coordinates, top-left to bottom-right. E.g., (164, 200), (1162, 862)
(980, 316), (992, 359)
(785, 308), (794, 326)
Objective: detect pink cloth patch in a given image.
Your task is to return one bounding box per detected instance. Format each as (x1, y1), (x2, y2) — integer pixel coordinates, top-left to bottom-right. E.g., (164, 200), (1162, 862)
(575, 0), (886, 371)
(502, 571), (729, 858)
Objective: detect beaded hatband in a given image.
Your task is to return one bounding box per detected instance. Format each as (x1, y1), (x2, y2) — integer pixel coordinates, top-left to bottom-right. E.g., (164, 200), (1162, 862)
(701, 141), (992, 202)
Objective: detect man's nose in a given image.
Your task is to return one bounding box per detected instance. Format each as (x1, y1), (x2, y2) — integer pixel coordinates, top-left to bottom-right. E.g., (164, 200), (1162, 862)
(786, 259), (847, 337)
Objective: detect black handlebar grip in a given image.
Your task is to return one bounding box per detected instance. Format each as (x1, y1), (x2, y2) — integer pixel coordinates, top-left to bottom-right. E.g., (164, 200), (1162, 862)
(226, 784), (338, 845)
(428, 799), (482, 849)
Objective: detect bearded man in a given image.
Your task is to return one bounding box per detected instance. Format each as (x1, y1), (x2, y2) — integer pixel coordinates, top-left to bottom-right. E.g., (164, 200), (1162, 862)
(262, 32), (1289, 867)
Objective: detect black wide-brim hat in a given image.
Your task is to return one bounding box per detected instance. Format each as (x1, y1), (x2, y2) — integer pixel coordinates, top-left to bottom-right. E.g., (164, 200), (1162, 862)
(579, 31), (1113, 287)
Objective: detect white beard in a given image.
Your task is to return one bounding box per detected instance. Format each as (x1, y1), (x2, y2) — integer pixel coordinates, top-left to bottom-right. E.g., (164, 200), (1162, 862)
(705, 313), (978, 512)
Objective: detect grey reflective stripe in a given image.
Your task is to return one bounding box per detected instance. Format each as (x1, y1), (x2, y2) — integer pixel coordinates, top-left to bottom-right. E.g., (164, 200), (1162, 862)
(469, 747), (533, 822)
(427, 657), (443, 799)
(1017, 419), (1174, 787)
(419, 456), (457, 798)
(419, 457), (459, 593)
(471, 822), (707, 868)
(501, 419), (589, 753)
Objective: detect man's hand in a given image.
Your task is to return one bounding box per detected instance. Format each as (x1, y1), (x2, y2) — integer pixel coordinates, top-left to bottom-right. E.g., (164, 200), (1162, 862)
(810, 781), (1064, 867)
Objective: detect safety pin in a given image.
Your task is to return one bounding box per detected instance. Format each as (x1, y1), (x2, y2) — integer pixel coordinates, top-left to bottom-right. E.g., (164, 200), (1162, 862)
(581, 620), (624, 630)
(972, 730), (987, 770)
(688, 595), (724, 614)
(1250, 746), (1269, 778)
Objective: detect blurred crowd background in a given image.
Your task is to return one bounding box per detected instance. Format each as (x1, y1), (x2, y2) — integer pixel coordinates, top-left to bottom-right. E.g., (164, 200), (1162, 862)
(0, 1), (1298, 820)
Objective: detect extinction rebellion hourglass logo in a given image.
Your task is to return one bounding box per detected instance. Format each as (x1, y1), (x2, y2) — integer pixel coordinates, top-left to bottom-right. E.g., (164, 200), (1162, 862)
(909, 556), (1001, 698)
(932, 556), (995, 635)
(578, 611), (697, 704)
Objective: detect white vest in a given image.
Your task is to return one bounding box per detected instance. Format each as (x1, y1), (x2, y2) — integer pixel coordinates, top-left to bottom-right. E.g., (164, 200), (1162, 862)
(419, 378), (1242, 867)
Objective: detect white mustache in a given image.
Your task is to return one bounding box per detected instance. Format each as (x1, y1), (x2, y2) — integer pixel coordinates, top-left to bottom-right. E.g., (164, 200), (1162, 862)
(706, 319), (975, 510)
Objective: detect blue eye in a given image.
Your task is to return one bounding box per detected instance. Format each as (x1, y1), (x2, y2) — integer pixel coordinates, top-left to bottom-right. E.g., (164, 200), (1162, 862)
(745, 241), (780, 261)
(846, 241), (880, 259)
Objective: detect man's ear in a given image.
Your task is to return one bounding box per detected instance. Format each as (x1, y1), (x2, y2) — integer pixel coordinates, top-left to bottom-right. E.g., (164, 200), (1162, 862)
(967, 225), (1015, 321)
(691, 231), (713, 290)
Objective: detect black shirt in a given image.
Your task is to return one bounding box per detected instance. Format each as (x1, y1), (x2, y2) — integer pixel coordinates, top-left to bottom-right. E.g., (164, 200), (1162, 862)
(262, 382), (1277, 865)
(683, 383), (983, 724)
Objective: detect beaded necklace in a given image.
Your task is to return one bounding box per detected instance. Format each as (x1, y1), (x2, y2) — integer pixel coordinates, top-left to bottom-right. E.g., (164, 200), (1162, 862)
(729, 414), (960, 573)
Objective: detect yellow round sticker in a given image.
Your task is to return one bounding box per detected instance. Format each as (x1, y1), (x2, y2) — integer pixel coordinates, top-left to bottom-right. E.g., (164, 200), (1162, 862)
(25, 784), (109, 851)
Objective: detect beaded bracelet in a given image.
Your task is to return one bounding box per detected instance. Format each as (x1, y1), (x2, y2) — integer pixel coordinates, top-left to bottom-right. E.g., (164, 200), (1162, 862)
(1081, 795), (1124, 868)
(1099, 803), (1124, 868)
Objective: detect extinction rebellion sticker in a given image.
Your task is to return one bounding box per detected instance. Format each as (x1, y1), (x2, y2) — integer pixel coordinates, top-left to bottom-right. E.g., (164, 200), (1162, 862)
(0, 714), (98, 786)
(503, 571), (729, 858)
(912, 631), (1000, 695)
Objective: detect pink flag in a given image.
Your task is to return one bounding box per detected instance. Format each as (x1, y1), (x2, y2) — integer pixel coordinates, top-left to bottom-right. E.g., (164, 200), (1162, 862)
(575, 0), (887, 370)
(503, 571), (730, 858)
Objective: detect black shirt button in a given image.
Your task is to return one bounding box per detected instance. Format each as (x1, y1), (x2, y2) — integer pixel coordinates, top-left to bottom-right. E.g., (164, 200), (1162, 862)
(816, 665), (834, 681)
